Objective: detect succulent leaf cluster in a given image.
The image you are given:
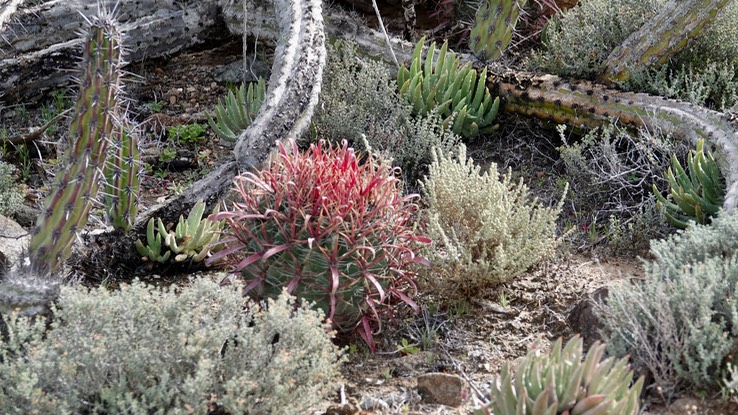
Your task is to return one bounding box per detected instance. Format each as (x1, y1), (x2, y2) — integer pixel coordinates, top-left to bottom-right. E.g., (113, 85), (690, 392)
(208, 140), (430, 351)
(135, 200), (223, 263)
(477, 336), (643, 415)
(470, 0), (524, 62)
(207, 77), (266, 141)
(653, 138), (725, 228)
(397, 37), (500, 138)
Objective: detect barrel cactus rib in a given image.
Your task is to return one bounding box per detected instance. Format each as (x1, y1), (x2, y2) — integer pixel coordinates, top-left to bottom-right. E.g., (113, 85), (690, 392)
(30, 13), (125, 272)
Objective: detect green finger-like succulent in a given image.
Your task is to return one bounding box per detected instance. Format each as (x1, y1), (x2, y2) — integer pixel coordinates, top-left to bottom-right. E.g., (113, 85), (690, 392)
(207, 78), (266, 141)
(397, 37), (500, 138)
(653, 138), (725, 229)
(469, 0), (524, 62)
(135, 217), (171, 263)
(476, 335), (643, 415)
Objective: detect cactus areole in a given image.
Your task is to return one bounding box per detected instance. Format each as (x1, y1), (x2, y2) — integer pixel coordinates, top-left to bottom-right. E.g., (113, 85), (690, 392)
(209, 140), (431, 351)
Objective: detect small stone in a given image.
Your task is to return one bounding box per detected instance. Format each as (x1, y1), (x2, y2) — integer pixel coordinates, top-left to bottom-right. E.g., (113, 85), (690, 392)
(360, 396), (389, 411)
(0, 215), (30, 271)
(323, 403), (359, 415)
(169, 95), (177, 105)
(567, 286), (609, 349)
(416, 372), (467, 407)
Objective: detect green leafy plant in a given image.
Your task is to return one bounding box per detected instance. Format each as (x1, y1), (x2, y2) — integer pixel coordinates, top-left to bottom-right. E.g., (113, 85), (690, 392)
(159, 146), (177, 163)
(397, 37), (500, 138)
(476, 335), (643, 415)
(653, 138), (725, 228)
(469, 0), (523, 61)
(208, 140), (431, 351)
(135, 200), (223, 263)
(167, 123), (206, 144)
(0, 278), (344, 414)
(146, 99), (163, 113)
(207, 78), (266, 141)
(420, 144), (566, 294)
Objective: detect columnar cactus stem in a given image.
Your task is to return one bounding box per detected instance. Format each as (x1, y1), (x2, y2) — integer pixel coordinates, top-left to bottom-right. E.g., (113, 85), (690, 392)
(600, 0), (731, 83)
(29, 12), (124, 272)
(104, 126), (141, 231)
(469, 0), (524, 62)
(496, 73), (738, 213)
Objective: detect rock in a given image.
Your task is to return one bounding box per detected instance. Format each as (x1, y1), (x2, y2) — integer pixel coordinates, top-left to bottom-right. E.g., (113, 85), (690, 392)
(323, 403), (359, 415)
(567, 286), (609, 349)
(213, 57), (271, 84)
(360, 396), (389, 412)
(0, 214), (30, 272)
(416, 372), (467, 407)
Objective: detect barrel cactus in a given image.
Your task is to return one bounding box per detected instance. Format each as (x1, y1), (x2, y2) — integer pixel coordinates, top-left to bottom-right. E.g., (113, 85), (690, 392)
(476, 335), (643, 415)
(208, 140), (430, 351)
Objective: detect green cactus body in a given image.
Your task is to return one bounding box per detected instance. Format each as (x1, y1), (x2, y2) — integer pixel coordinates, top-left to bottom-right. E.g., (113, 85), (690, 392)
(397, 37), (500, 138)
(104, 128), (141, 231)
(601, 0), (731, 83)
(30, 15), (124, 272)
(469, 0), (524, 62)
(653, 138), (725, 228)
(477, 336), (643, 415)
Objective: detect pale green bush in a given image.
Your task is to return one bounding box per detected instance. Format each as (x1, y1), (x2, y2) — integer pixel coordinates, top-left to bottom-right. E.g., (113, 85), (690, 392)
(0, 278), (344, 414)
(0, 161), (23, 216)
(598, 210), (738, 397)
(420, 144), (566, 293)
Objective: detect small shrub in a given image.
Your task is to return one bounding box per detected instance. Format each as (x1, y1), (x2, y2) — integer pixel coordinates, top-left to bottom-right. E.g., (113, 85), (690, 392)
(0, 278), (345, 414)
(209, 140), (430, 351)
(420, 144), (565, 293)
(0, 161), (23, 216)
(557, 123), (685, 248)
(598, 209), (738, 397)
(475, 335), (643, 415)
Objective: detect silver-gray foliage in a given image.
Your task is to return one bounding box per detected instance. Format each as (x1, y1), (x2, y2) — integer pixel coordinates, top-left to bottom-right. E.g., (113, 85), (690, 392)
(0, 277), (345, 414)
(598, 210), (738, 396)
(0, 161), (23, 216)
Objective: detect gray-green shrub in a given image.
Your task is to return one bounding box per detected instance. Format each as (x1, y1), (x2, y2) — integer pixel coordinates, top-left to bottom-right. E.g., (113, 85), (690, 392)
(420, 144), (566, 293)
(557, 123), (686, 251)
(598, 210), (738, 397)
(0, 277), (345, 414)
(0, 161), (23, 217)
